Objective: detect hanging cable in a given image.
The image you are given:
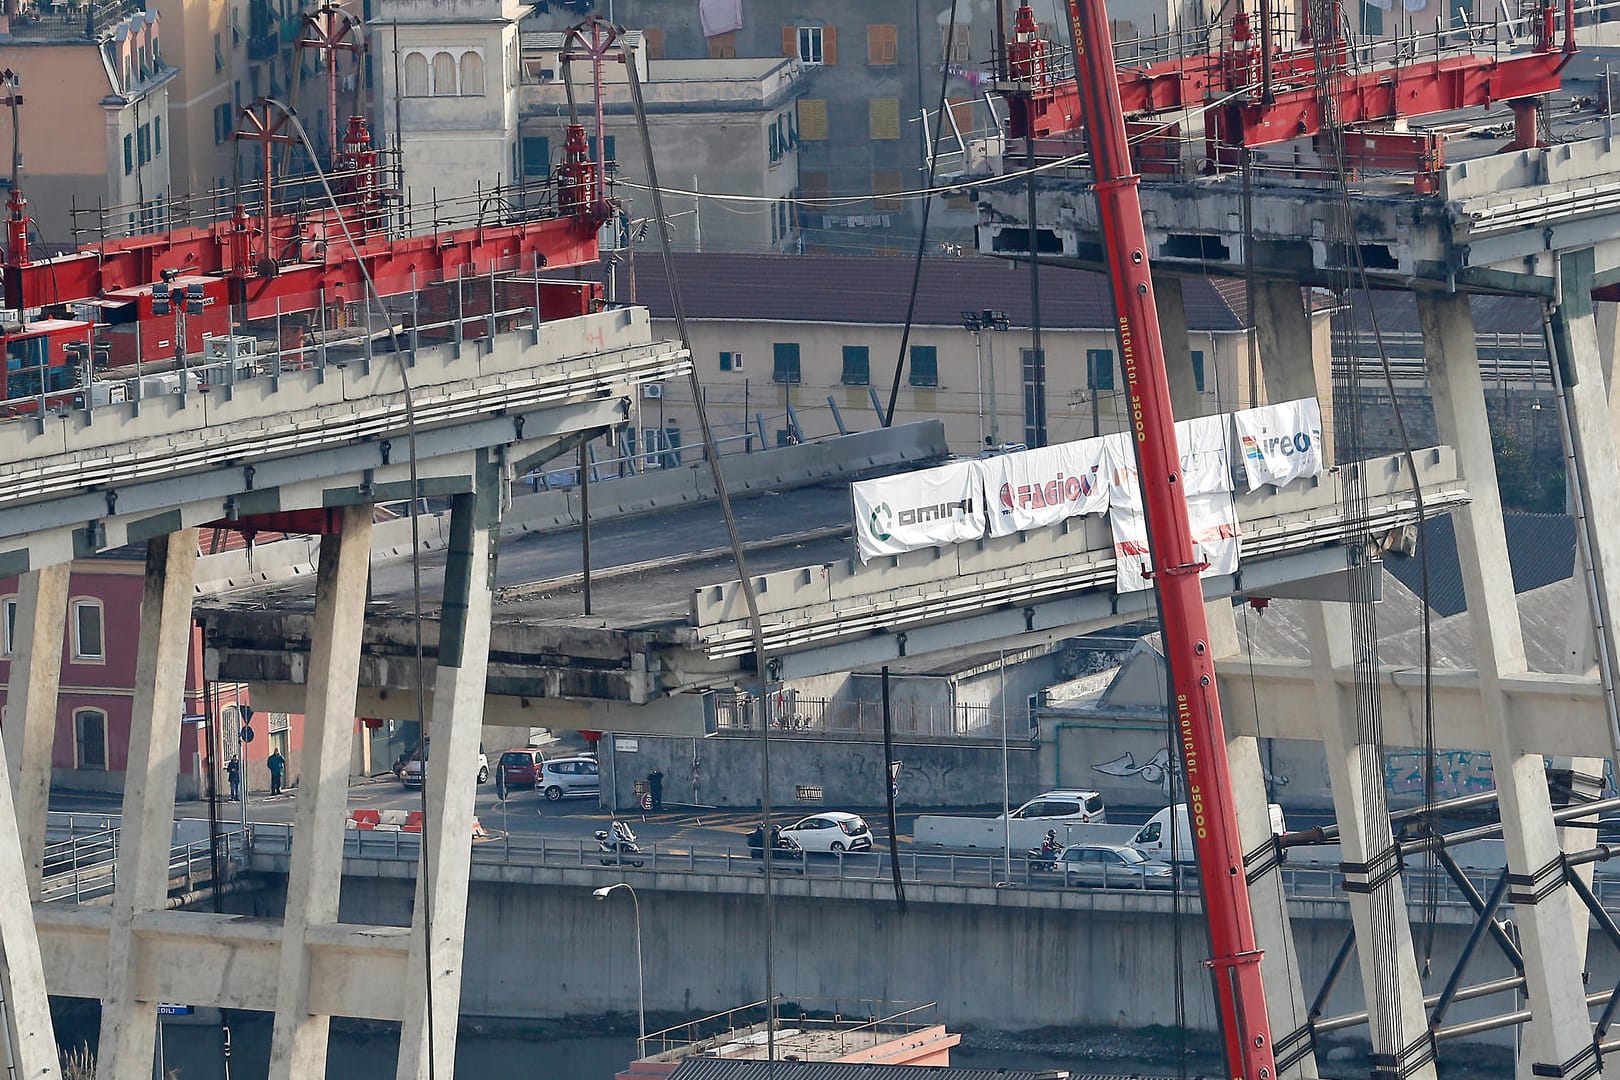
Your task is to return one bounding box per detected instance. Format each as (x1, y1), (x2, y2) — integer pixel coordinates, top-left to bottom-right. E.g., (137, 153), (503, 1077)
(259, 100), (439, 1079)
(881, 0), (962, 427)
(623, 42), (785, 1066)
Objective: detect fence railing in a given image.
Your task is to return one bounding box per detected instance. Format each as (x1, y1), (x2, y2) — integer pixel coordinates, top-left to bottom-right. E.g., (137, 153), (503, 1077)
(41, 828), (244, 905)
(246, 823), (1620, 911)
(712, 696), (1023, 739)
(0, 265), (601, 425)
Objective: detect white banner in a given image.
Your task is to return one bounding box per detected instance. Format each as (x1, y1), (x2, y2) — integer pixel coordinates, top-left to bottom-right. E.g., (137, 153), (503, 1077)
(852, 461), (985, 563)
(1233, 397), (1324, 492)
(1104, 419), (1241, 593)
(978, 437), (1110, 537)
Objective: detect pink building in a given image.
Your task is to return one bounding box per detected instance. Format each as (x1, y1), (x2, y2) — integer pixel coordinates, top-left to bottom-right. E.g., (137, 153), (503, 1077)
(0, 550), (302, 799)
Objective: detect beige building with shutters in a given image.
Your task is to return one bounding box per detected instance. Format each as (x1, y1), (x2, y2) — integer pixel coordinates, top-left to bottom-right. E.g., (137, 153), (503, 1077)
(0, 0), (177, 247)
(557, 252), (1265, 458)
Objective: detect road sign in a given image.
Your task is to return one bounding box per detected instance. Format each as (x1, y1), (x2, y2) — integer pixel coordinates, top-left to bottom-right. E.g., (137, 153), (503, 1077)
(157, 1004), (191, 1017)
(239, 724), (255, 743)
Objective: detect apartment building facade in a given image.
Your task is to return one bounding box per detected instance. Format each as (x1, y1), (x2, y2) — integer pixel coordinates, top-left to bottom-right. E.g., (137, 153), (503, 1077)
(0, 0), (177, 246)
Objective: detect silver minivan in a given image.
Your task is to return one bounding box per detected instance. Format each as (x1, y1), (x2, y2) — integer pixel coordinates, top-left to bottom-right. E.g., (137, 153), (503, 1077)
(539, 755), (600, 801)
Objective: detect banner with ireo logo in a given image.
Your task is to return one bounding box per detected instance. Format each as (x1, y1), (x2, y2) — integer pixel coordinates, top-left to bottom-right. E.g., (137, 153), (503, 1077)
(1104, 416), (1241, 592)
(1233, 397), (1324, 492)
(978, 437), (1110, 538)
(852, 461), (985, 563)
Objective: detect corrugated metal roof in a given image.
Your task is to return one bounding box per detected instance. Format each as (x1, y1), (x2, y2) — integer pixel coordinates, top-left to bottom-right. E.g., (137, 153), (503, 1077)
(570, 252), (1247, 332)
(667, 1060), (1067, 1080)
(1383, 512), (1575, 618)
(1344, 291), (1545, 337)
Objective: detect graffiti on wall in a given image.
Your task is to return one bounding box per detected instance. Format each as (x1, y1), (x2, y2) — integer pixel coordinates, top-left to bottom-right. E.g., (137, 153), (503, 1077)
(1092, 746), (1291, 799)
(1384, 748), (1495, 800)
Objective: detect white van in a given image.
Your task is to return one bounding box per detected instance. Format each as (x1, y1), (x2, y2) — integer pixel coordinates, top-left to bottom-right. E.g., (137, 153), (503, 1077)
(1131, 803), (1286, 863)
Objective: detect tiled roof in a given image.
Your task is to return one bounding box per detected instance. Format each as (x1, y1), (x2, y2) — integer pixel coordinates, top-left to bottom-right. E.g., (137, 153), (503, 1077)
(667, 1060), (1065, 1080)
(586, 252), (1247, 332)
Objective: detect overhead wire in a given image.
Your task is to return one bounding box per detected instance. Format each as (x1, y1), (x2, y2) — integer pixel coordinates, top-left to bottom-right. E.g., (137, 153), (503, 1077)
(261, 100), (440, 1080)
(880, 0), (962, 428)
(621, 34), (786, 1066)
(1309, 0), (1436, 1061)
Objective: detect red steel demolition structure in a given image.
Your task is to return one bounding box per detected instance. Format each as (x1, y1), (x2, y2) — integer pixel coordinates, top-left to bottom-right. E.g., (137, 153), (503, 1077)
(999, 0), (1575, 1075)
(0, 106), (612, 415)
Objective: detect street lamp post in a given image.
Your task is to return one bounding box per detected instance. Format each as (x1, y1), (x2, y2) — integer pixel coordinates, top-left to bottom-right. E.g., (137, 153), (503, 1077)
(961, 309), (1011, 449)
(593, 883), (645, 1059)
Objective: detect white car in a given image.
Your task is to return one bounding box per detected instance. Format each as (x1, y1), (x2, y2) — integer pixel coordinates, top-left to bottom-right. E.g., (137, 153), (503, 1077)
(777, 811), (873, 854)
(1002, 789), (1106, 824)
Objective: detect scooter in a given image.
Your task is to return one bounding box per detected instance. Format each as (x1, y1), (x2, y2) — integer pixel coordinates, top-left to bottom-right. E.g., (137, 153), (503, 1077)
(1026, 834), (1062, 872)
(595, 820), (645, 867)
(747, 824), (805, 861)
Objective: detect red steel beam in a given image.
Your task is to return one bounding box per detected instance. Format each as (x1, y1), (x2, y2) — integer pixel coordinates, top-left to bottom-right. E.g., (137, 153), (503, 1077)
(1014, 48), (1568, 148)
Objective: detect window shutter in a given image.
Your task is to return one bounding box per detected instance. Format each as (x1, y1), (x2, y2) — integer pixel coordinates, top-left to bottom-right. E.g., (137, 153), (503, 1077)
(822, 24), (837, 64)
(798, 99), (828, 141)
(870, 99), (900, 140)
(643, 27), (665, 59)
(782, 25), (796, 57)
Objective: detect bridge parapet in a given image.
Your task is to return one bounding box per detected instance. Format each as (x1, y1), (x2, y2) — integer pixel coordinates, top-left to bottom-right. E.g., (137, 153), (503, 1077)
(691, 447), (1468, 662)
(0, 305), (689, 574)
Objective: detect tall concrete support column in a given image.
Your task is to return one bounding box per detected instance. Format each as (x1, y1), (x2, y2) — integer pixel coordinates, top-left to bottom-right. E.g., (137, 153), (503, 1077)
(1422, 292), (1600, 1080)
(1156, 274), (1204, 417)
(396, 480), (499, 1080)
(99, 530), (200, 1080)
(1207, 598), (1319, 1078)
(1302, 600), (1436, 1078)
(0, 569), (65, 1078)
(1252, 282), (1322, 402)
(1253, 280), (1335, 460)
(3, 562), (69, 898)
(268, 506), (374, 1080)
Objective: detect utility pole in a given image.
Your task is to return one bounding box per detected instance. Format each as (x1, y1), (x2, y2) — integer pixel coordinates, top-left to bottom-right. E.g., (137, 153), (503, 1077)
(961, 309), (1010, 449)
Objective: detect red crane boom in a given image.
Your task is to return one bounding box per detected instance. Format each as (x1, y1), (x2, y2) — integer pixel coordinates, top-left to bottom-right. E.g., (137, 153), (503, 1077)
(1054, 1), (1277, 1075)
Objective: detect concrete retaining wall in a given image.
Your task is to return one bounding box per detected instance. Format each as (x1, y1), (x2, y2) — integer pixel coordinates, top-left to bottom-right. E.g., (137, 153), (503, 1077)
(599, 732), (1042, 811)
(235, 861), (1535, 1049)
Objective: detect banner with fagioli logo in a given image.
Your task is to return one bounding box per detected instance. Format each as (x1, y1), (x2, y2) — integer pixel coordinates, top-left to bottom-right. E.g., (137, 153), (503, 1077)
(1232, 397), (1324, 492)
(977, 436), (1110, 538)
(1104, 416), (1241, 593)
(852, 460), (986, 563)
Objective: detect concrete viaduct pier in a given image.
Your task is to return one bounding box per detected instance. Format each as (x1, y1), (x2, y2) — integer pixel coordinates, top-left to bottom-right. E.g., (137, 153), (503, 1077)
(0, 294), (686, 1080)
(973, 116), (1620, 1078)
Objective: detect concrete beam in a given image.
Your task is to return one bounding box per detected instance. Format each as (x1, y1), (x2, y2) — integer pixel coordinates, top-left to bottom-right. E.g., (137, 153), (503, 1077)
(4, 563), (69, 898)
(1422, 292), (1597, 1080)
(396, 480), (499, 1080)
(0, 578), (62, 1079)
(269, 505), (373, 1080)
(34, 907), (411, 1019)
(1304, 601), (1436, 1080)
(1216, 660), (1612, 756)
(99, 531), (200, 1080)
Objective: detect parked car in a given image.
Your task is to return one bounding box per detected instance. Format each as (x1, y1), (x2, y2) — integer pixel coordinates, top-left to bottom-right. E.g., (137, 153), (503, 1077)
(539, 755), (601, 801)
(777, 811), (873, 854)
(1059, 843), (1174, 889)
(497, 747), (550, 790)
(1001, 789), (1107, 824)
(399, 739), (490, 787)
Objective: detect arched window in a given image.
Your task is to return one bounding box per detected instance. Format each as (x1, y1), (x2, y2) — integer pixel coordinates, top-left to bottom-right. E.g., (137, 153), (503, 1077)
(431, 51), (457, 96)
(74, 709), (108, 770)
(403, 51), (429, 97)
(459, 51), (484, 96)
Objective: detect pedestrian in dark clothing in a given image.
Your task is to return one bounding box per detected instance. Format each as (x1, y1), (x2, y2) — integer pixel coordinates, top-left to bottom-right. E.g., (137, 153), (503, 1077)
(268, 749), (286, 796)
(226, 757), (240, 802)
(647, 768), (664, 812)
